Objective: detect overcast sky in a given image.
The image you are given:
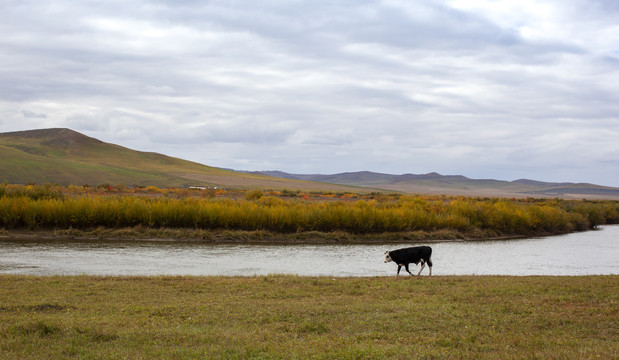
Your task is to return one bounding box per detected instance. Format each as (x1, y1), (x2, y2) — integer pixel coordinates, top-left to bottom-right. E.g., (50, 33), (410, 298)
(1, 0), (618, 186)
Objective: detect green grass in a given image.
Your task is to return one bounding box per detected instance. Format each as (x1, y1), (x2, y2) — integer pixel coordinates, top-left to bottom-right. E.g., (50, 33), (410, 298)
(0, 129), (376, 192)
(0, 275), (616, 359)
(0, 130), (240, 188)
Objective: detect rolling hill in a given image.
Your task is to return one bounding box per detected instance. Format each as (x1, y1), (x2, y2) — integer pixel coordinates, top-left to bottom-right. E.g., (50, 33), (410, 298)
(0, 128), (367, 192)
(250, 171), (619, 199)
(2, 128), (618, 199)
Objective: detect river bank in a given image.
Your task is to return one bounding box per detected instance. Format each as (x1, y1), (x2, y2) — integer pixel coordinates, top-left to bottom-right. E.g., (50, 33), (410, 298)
(0, 226), (550, 244)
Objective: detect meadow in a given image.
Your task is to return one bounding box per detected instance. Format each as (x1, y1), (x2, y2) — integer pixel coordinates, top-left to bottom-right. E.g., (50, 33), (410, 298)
(0, 275), (616, 359)
(0, 184), (617, 241)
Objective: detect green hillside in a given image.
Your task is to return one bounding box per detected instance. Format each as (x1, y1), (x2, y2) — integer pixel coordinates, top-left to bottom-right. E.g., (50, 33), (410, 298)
(0, 128), (363, 191)
(3, 128), (618, 198)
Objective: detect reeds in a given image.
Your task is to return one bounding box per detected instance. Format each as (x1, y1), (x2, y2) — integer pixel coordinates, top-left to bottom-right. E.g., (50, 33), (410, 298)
(1, 184), (617, 236)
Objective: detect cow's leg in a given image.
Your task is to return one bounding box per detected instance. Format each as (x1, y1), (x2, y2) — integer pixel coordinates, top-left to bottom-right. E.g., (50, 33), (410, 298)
(396, 265), (402, 277)
(417, 262), (426, 276)
(427, 259), (433, 276)
(404, 263), (413, 276)
(415, 259), (425, 276)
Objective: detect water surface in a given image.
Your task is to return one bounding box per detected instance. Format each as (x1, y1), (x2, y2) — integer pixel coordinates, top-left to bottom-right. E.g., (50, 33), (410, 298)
(1, 226), (617, 276)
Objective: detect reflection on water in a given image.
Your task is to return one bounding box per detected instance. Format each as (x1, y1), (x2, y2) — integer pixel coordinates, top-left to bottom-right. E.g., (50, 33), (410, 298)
(0, 226), (617, 276)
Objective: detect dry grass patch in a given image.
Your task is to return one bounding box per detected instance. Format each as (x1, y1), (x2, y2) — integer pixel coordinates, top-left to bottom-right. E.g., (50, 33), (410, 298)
(0, 275), (617, 359)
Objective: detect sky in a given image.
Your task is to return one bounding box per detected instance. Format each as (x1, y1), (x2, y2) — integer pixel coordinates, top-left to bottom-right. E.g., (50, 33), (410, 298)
(1, 0), (618, 186)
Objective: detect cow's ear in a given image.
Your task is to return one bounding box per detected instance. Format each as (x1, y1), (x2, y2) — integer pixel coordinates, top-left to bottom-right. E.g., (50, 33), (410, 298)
(384, 251), (389, 254)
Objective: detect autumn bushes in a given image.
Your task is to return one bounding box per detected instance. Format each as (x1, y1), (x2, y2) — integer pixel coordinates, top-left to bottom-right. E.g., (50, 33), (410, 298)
(447, 199), (584, 234)
(0, 184), (617, 237)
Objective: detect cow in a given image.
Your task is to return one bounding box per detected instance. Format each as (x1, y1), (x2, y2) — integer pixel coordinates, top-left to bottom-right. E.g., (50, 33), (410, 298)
(384, 246), (433, 276)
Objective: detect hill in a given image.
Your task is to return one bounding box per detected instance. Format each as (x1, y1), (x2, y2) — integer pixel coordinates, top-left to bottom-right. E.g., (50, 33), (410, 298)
(0, 128), (367, 192)
(2, 128), (618, 198)
(251, 171), (619, 199)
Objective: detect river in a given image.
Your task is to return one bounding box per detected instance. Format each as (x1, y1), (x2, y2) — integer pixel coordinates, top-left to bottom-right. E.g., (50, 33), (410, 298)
(0, 225), (617, 276)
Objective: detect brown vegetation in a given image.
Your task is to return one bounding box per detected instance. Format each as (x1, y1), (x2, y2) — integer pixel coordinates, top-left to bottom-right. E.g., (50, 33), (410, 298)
(1, 184), (617, 242)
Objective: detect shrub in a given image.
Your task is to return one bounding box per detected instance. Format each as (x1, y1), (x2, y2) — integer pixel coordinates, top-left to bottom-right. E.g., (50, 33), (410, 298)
(0, 190), (616, 236)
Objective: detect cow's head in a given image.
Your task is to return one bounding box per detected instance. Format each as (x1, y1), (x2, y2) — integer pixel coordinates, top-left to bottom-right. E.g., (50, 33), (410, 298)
(384, 251), (392, 263)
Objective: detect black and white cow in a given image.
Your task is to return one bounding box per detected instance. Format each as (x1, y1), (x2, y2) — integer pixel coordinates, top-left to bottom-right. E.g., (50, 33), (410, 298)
(384, 246), (433, 276)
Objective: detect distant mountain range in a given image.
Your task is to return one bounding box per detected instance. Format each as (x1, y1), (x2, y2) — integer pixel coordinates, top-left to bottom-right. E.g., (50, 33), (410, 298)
(1, 128), (618, 199)
(245, 170), (619, 199)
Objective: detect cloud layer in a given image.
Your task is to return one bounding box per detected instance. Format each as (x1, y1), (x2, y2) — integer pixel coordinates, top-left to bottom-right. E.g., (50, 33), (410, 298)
(1, 0), (618, 186)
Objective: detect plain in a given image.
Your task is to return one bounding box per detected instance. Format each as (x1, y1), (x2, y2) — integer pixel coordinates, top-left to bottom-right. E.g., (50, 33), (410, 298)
(0, 275), (617, 359)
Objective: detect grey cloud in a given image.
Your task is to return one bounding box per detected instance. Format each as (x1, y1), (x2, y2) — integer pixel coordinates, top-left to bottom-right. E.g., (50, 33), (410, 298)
(1, 0), (618, 186)
(148, 117), (299, 146)
(22, 110), (47, 118)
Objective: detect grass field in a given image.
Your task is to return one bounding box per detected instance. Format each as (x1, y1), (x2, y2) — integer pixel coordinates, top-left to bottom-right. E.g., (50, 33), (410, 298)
(0, 275), (616, 359)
